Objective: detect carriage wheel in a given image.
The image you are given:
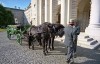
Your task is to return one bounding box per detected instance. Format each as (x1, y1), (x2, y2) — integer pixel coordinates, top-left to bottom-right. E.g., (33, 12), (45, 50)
(7, 33), (11, 40)
(8, 34), (11, 40)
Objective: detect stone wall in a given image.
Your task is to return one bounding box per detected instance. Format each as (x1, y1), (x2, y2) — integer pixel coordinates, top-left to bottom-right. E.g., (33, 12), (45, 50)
(70, 0), (77, 19)
(30, 0), (79, 25)
(41, 0), (45, 24)
(52, 0), (58, 23)
(31, 0), (38, 25)
(24, 6), (32, 25)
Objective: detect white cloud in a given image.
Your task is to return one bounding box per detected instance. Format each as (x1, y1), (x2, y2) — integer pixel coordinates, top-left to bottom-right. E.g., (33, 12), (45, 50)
(0, 1), (6, 6)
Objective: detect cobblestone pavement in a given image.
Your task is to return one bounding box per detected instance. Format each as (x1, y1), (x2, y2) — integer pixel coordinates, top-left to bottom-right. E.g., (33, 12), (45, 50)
(0, 32), (100, 64)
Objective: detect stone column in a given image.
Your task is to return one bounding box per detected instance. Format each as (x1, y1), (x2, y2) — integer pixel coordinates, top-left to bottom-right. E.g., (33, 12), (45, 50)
(45, 0), (49, 22)
(36, 0), (39, 25)
(39, 0), (42, 24)
(31, 0), (38, 25)
(61, 0), (71, 26)
(66, 0), (71, 24)
(85, 0), (100, 41)
(61, 0), (66, 25)
(50, 0), (53, 23)
(50, 0), (58, 23)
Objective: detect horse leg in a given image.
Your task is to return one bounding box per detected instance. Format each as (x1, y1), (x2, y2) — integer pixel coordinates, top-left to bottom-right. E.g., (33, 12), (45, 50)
(39, 34), (42, 46)
(37, 38), (39, 46)
(45, 40), (48, 53)
(51, 36), (55, 50)
(38, 39), (42, 46)
(43, 39), (46, 55)
(36, 37), (42, 46)
(48, 38), (51, 51)
(28, 36), (31, 49)
(32, 42), (34, 50)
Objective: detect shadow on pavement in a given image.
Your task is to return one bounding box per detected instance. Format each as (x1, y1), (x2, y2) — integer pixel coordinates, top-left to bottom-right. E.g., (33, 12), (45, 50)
(48, 40), (100, 64)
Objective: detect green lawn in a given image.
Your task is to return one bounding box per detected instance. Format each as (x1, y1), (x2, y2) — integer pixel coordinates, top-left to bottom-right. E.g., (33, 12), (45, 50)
(0, 28), (6, 32)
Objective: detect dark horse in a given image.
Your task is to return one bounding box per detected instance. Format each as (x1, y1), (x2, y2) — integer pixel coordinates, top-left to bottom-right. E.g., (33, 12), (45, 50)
(27, 22), (64, 55)
(47, 23), (65, 50)
(37, 22), (64, 50)
(27, 25), (42, 49)
(28, 23), (51, 55)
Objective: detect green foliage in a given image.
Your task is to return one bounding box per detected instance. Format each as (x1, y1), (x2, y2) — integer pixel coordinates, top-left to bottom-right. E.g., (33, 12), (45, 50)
(0, 4), (14, 28)
(5, 10), (15, 25)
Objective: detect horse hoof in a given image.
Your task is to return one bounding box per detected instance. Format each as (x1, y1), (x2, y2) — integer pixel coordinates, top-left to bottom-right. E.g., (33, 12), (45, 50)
(39, 43), (42, 46)
(32, 46), (34, 50)
(50, 49), (52, 51)
(44, 53), (47, 56)
(52, 48), (54, 50)
(37, 44), (40, 46)
(32, 48), (34, 50)
(49, 47), (52, 51)
(46, 51), (48, 53)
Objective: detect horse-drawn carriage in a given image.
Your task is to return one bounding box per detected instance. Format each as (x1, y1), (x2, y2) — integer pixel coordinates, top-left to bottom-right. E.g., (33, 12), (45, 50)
(6, 25), (31, 45)
(6, 22), (65, 55)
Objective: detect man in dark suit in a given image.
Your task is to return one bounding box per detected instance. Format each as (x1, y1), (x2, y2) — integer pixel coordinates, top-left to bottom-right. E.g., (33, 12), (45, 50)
(64, 19), (77, 64)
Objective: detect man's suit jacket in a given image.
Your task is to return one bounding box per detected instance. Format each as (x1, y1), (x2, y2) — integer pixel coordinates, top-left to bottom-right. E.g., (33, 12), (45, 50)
(64, 25), (76, 47)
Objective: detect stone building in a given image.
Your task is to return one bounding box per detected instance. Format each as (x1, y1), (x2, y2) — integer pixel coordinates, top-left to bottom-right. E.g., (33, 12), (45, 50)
(28, 0), (100, 49)
(24, 3), (32, 25)
(5, 7), (25, 25)
(30, 0), (88, 31)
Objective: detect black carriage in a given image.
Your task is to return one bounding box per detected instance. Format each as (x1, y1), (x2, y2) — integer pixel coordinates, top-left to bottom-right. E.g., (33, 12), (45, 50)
(6, 25), (31, 45)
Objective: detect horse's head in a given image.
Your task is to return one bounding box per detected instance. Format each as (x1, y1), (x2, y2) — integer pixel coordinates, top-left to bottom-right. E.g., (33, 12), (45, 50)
(53, 23), (65, 37)
(57, 28), (64, 37)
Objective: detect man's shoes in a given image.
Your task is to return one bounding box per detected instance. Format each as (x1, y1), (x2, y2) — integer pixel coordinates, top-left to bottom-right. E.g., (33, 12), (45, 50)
(66, 61), (74, 64)
(70, 61), (74, 64)
(65, 53), (67, 55)
(74, 53), (77, 58)
(66, 60), (70, 64)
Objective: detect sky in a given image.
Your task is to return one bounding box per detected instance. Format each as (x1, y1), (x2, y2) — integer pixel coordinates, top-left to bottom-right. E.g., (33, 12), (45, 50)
(0, 0), (31, 10)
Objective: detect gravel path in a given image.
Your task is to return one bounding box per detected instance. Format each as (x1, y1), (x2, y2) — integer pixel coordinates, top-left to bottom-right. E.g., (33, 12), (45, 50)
(0, 32), (100, 64)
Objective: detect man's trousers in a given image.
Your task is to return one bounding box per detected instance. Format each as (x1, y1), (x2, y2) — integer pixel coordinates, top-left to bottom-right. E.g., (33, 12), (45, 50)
(66, 46), (74, 62)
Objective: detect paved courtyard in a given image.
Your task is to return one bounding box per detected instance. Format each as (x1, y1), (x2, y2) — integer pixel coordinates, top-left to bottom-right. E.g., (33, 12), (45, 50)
(0, 32), (100, 64)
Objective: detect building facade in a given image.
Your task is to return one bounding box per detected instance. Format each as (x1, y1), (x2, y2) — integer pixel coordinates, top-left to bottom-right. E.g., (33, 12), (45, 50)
(5, 0), (100, 49)
(28, 0), (100, 49)
(30, 0), (87, 30)
(24, 3), (32, 25)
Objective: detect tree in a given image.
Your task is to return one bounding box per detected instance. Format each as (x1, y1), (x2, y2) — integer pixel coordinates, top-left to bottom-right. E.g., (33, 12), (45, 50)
(0, 4), (14, 27)
(5, 10), (15, 25)
(0, 4), (6, 25)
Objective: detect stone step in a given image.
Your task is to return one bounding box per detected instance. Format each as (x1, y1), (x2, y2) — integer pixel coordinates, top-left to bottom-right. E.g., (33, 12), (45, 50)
(78, 37), (100, 49)
(77, 41), (100, 49)
(55, 32), (100, 49)
(84, 36), (90, 38)
(78, 35), (89, 39)
(78, 37), (93, 42)
(78, 32), (100, 49)
(78, 39), (97, 45)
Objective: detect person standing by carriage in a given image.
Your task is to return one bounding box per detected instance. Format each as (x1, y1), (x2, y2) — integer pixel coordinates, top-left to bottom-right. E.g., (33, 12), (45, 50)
(64, 19), (77, 64)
